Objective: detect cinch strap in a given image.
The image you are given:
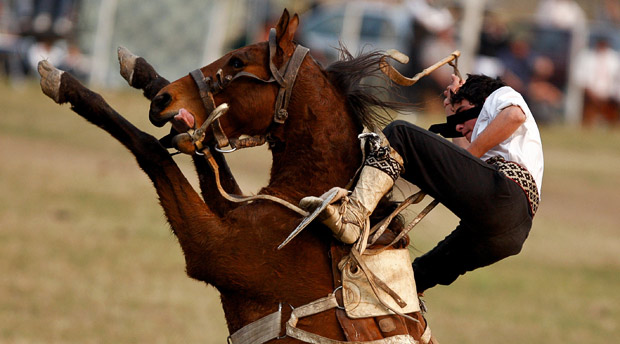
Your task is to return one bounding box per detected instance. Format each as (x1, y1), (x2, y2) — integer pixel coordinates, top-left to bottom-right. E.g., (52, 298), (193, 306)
(228, 304), (282, 344)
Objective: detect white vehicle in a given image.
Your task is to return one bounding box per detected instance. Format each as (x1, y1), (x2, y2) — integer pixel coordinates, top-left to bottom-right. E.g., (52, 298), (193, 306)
(297, 1), (416, 65)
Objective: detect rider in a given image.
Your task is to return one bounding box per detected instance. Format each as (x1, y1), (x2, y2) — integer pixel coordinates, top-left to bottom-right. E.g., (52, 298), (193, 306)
(301, 73), (543, 293)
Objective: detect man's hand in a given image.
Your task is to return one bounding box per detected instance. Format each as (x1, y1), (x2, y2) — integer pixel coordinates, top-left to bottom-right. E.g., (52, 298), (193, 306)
(443, 74), (465, 115)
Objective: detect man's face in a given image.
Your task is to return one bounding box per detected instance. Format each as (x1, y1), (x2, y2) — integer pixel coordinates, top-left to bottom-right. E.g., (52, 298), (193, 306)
(452, 99), (477, 142)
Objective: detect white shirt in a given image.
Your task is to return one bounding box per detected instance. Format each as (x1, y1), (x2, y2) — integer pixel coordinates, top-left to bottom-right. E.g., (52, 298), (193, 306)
(471, 86), (544, 196)
(535, 0), (586, 31)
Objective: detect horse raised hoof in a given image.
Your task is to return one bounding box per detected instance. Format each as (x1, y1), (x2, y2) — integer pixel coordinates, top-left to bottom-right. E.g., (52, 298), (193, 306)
(118, 46), (138, 86)
(38, 60), (64, 103)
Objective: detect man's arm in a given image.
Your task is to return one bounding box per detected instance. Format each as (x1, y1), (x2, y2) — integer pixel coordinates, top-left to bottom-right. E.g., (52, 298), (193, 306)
(466, 105), (526, 158)
(452, 136), (470, 148)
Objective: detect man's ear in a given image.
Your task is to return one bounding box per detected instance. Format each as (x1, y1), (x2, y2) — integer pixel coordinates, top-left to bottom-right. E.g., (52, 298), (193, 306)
(274, 9), (299, 58)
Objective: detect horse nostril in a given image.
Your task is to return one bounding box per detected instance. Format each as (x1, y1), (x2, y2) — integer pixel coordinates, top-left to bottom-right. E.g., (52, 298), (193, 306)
(151, 92), (172, 113)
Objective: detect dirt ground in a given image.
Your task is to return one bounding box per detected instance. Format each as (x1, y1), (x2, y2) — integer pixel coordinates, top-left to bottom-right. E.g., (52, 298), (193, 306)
(1, 80), (618, 343)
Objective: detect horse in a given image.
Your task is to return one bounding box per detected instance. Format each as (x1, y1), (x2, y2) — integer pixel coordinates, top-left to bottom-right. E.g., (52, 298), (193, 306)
(38, 9), (434, 343)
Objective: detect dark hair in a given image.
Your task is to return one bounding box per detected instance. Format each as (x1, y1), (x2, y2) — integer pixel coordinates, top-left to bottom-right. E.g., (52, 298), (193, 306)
(451, 74), (506, 107)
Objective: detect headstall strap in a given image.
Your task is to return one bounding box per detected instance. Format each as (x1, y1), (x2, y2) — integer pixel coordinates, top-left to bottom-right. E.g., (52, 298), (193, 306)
(187, 28), (309, 152)
(268, 28), (309, 124)
(268, 28), (287, 86)
(189, 69), (216, 114)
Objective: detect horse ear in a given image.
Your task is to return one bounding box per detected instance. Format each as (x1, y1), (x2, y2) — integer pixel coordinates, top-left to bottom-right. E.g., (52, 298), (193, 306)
(275, 9), (299, 57)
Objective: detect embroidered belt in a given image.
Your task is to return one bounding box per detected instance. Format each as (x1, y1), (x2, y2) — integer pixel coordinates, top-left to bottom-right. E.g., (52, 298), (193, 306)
(486, 156), (539, 216)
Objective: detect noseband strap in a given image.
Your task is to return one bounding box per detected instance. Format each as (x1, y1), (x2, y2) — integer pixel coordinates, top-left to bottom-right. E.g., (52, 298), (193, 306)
(188, 28), (309, 153)
(190, 69), (230, 149)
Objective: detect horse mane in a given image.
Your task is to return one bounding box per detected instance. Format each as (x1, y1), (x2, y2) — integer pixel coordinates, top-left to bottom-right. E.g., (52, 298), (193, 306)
(323, 46), (410, 237)
(325, 46), (411, 131)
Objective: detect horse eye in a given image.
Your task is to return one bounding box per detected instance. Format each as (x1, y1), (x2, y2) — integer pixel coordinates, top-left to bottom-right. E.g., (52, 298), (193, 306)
(229, 57), (244, 69)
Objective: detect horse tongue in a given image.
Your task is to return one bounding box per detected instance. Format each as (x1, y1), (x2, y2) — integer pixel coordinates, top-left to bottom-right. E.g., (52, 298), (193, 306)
(174, 108), (195, 131)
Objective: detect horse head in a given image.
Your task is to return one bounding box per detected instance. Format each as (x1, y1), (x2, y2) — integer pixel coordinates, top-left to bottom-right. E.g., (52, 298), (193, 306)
(147, 8), (378, 200)
(149, 9), (307, 155)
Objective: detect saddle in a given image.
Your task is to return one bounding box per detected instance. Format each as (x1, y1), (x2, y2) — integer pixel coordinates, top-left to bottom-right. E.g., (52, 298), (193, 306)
(330, 233), (434, 343)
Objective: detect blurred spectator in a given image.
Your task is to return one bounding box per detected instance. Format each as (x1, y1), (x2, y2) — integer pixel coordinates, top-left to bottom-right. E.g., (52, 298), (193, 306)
(26, 37), (64, 68)
(497, 36), (534, 94)
(478, 12), (509, 58)
(420, 26), (457, 93)
(405, 0), (453, 34)
(527, 56), (564, 125)
(535, 0), (586, 31)
(0, 0), (86, 82)
(25, 37), (89, 80)
(405, 0), (455, 113)
(475, 11), (510, 78)
(15, 0), (78, 38)
(597, 0), (620, 26)
(573, 38), (620, 127)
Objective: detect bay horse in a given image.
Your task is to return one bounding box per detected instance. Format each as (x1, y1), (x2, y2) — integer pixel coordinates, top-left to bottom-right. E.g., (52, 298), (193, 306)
(38, 9), (434, 343)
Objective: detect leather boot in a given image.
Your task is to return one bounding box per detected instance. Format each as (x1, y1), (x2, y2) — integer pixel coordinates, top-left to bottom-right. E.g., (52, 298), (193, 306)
(300, 134), (403, 244)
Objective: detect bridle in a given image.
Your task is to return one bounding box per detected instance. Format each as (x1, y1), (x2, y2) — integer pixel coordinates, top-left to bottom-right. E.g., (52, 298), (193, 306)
(170, 28), (313, 218)
(186, 28), (309, 153)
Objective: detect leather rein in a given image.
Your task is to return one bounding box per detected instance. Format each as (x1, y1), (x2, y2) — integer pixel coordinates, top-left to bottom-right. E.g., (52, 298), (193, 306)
(187, 28), (309, 153)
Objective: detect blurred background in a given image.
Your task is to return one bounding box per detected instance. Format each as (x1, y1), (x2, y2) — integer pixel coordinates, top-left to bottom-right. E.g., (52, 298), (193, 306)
(3, 0), (620, 126)
(1, 0), (619, 343)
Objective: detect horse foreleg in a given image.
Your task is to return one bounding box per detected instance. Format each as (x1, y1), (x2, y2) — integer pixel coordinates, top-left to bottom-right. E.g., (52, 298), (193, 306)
(38, 61), (229, 280)
(193, 152), (244, 217)
(117, 47), (243, 217)
(118, 46), (170, 99)
(39, 60), (158, 156)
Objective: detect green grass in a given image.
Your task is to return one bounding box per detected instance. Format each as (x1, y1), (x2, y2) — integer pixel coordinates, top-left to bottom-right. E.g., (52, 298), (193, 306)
(1, 79), (619, 343)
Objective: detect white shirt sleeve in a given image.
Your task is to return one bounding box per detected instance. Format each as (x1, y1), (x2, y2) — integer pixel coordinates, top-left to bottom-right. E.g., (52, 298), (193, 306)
(471, 86), (544, 195)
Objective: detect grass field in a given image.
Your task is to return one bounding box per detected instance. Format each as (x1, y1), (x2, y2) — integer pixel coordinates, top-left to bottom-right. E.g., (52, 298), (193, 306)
(1, 79), (619, 343)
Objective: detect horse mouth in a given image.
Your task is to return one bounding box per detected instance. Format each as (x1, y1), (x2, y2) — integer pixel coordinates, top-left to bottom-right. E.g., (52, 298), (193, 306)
(150, 109), (195, 132)
(171, 108), (195, 132)
(149, 110), (175, 127)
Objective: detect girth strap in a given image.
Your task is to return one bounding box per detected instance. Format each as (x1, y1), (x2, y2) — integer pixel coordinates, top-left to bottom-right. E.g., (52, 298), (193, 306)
(227, 293), (420, 344)
(285, 294), (418, 344)
(228, 304), (282, 344)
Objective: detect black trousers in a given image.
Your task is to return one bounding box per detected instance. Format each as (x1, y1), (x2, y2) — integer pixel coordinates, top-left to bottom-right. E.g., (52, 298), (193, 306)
(383, 120), (533, 292)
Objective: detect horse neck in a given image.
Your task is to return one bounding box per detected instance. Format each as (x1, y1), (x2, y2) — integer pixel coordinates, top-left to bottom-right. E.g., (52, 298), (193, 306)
(266, 77), (363, 199)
